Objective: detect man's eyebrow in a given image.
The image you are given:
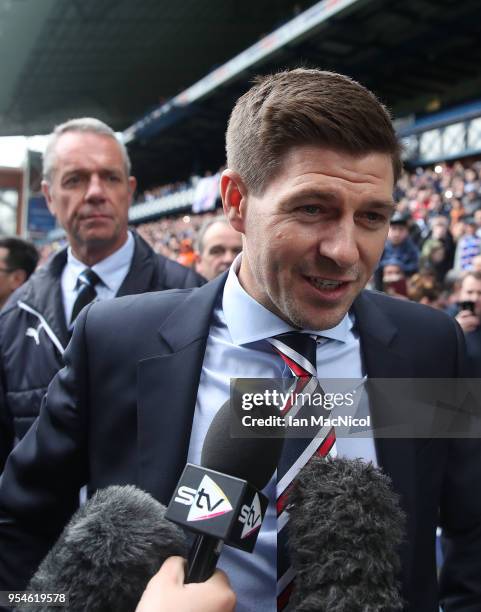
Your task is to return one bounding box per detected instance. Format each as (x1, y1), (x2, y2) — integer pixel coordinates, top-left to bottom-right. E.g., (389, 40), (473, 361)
(281, 189), (395, 210)
(364, 200), (396, 211)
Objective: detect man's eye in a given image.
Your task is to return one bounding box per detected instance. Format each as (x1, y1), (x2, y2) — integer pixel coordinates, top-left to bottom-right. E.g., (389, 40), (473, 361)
(209, 246), (225, 256)
(63, 176), (80, 187)
(299, 205), (321, 215)
(362, 211), (387, 224)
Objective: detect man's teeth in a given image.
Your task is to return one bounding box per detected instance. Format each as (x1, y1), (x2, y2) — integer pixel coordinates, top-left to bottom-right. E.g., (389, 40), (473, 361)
(309, 277), (343, 289)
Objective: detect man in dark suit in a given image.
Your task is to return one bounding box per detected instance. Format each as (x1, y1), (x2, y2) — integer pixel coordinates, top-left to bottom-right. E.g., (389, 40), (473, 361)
(0, 117), (204, 471)
(0, 71), (479, 612)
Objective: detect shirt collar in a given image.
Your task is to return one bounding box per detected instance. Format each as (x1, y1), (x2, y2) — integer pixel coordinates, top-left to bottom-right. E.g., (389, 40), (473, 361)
(66, 231), (134, 291)
(222, 254), (353, 346)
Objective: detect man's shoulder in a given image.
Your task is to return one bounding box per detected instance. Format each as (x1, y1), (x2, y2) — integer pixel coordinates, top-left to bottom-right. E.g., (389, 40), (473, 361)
(86, 286), (197, 323)
(359, 289), (455, 329)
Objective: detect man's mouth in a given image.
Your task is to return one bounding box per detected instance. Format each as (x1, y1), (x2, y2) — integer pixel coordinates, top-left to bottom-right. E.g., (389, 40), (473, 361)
(305, 276), (351, 290)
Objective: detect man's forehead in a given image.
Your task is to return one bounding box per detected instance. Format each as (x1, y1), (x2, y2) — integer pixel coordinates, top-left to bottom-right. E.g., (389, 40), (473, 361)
(204, 222), (241, 243)
(54, 132), (124, 166)
(464, 277), (481, 289)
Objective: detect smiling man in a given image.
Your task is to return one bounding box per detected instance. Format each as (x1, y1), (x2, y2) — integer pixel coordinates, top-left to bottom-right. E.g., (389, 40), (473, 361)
(0, 118), (204, 471)
(0, 72), (480, 612)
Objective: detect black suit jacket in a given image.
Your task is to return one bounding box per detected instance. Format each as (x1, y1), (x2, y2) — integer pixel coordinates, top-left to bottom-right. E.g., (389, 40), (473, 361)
(0, 274), (480, 611)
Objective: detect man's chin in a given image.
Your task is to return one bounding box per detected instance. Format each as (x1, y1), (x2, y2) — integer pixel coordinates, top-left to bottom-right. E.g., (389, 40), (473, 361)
(281, 299), (353, 331)
(72, 228), (121, 252)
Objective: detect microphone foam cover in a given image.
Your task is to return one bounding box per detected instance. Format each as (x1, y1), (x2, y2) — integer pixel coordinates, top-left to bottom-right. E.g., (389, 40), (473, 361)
(23, 485), (187, 612)
(287, 456), (405, 612)
(201, 396), (284, 491)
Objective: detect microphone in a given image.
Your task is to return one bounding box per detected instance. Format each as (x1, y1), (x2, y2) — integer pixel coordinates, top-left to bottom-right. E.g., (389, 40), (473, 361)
(21, 485), (187, 612)
(166, 397), (284, 583)
(287, 456), (405, 611)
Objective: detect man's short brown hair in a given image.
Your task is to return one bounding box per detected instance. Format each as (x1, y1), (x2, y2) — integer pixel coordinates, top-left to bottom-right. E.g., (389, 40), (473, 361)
(226, 68), (402, 195)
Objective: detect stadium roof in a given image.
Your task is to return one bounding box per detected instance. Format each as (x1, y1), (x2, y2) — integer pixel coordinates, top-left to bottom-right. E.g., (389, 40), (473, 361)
(1, 0), (481, 189)
(0, 0), (310, 136)
(125, 0), (481, 188)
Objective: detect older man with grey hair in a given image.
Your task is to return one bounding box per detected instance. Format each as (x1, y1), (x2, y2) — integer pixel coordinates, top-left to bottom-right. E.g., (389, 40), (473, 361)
(195, 216), (242, 280)
(0, 117), (204, 471)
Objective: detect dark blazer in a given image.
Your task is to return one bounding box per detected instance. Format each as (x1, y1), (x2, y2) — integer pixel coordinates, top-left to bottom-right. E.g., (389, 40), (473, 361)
(0, 274), (479, 611)
(0, 231), (205, 470)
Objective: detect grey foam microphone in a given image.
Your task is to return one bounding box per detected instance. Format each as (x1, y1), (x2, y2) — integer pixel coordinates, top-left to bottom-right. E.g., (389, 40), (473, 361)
(20, 485), (187, 612)
(287, 456), (405, 612)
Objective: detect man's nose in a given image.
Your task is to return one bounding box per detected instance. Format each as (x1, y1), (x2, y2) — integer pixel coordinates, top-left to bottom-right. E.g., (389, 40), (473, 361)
(84, 174), (106, 201)
(223, 249), (238, 265)
(318, 220), (359, 269)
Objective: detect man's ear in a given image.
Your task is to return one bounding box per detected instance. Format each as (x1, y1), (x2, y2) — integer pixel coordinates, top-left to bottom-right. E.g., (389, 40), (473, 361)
(127, 176), (137, 205)
(220, 170), (248, 234)
(41, 180), (56, 217)
(9, 269), (27, 291)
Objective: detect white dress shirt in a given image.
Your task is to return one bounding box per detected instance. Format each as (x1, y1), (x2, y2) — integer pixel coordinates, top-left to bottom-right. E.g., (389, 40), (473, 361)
(188, 256), (377, 612)
(61, 231), (134, 326)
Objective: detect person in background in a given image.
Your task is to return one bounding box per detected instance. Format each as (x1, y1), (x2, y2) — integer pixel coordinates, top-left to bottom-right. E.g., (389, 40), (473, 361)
(379, 211), (420, 277)
(471, 254), (481, 273)
(454, 271), (481, 375)
(177, 239), (197, 268)
(381, 257), (408, 299)
(195, 216), (242, 280)
(454, 216), (481, 271)
(407, 272), (442, 309)
(0, 117), (204, 472)
(419, 239), (448, 284)
(0, 237), (39, 309)
(427, 215), (455, 272)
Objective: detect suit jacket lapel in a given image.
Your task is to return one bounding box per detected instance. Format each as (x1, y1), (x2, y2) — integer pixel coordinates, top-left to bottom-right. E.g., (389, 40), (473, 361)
(137, 273), (228, 503)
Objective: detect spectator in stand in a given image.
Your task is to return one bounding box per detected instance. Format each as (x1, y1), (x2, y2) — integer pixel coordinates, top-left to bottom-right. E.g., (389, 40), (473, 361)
(454, 270), (481, 375)
(449, 197), (465, 228)
(379, 211), (419, 277)
(454, 216), (481, 271)
(474, 207), (481, 237)
(195, 216), (242, 281)
(0, 237), (39, 309)
(380, 257), (408, 299)
(0, 118), (205, 472)
(407, 272), (442, 309)
(462, 187), (481, 215)
(427, 215), (455, 270)
(177, 239), (196, 268)
(419, 239), (448, 284)
(472, 254), (481, 273)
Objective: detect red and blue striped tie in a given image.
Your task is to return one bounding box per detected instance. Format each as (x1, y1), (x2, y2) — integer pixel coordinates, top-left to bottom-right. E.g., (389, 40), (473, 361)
(268, 332), (337, 610)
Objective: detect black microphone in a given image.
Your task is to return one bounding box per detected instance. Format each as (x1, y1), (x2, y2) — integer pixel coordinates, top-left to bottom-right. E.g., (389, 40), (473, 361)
(166, 397), (285, 583)
(287, 456), (405, 611)
(20, 485), (187, 612)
